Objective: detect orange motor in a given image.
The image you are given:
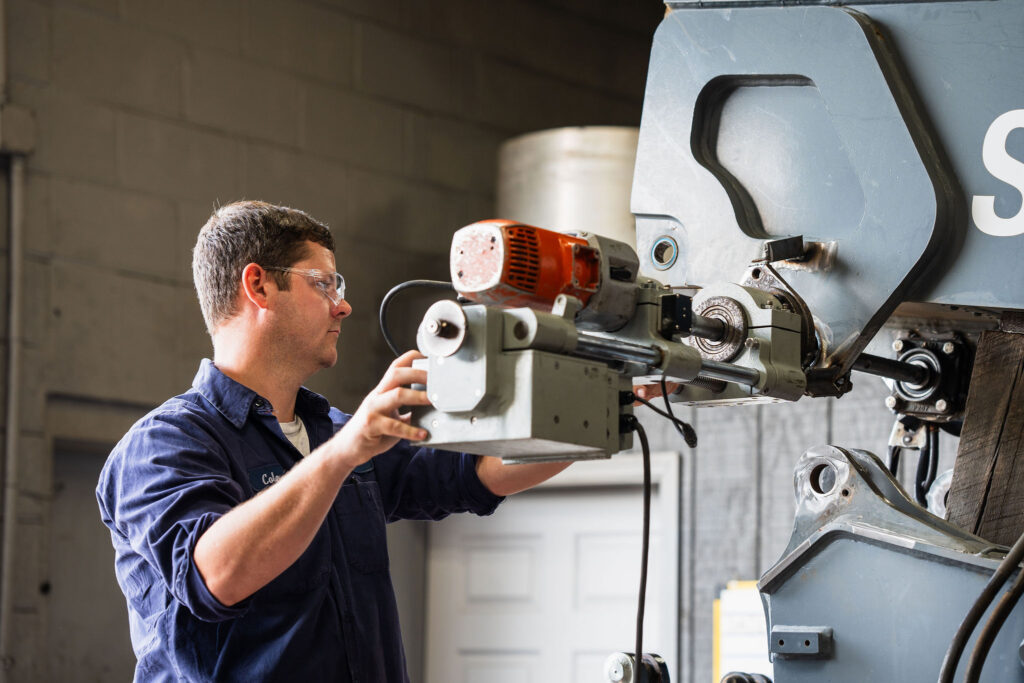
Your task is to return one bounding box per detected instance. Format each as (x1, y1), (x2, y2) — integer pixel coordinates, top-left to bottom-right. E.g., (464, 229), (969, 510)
(450, 220), (601, 310)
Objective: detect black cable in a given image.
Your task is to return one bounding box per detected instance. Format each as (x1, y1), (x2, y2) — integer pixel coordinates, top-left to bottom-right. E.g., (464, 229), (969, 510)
(914, 431), (932, 506)
(378, 279), (455, 357)
(926, 425), (939, 493)
(887, 445), (901, 476)
(938, 527), (1024, 682)
(624, 415), (652, 683)
(964, 563), (1024, 683)
(659, 376), (698, 448)
(635, 396), (698, 447)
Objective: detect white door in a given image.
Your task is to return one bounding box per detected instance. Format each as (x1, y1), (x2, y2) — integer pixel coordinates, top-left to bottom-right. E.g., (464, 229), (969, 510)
(425, 453), (679, 683)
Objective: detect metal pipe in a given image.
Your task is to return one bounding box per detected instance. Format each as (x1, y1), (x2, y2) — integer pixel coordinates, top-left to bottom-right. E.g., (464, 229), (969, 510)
(574, 331), (662, 366)
(689, 313), (725, 342)
(852, 352), (930, 386)
(698, 359), (761, 386)
(0, 155), (25, 677)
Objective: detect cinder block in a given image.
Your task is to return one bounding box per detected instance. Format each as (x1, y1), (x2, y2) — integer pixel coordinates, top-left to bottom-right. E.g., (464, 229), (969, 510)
(49, 178), (179, 280)
(13, 83), (118, 184)
(116, 111), (244, 201)
(22, 255), (51, 353)
(344, 170), (461, 257)
(184, 49), (302, 147)
(243, 142), (349, 232)
(532, 0), (664, 40)
(316, 0), (403, 29)
(403, 113), (500, 194)
(53, 5), (184, 117)
(50, 262), (186, 404)
(355, 22), (470, 116)
(474, 58), (642, 133)
(245, 0), (354, 86)
(23, 171), (53, 258)
(303, 84), (404, 174)
(62, 0), (118, 14)
(9, 0), (50, 84)
(177, 198), (219, 284)
(399, 0), (500, 49)
(176, 293), (212, 368)
(121, 0), (245, 53)
(404, 0), (653, 100)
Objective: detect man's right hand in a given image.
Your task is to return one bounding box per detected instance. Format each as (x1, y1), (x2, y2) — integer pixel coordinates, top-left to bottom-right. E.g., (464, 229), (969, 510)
(327, 350), (432, 469)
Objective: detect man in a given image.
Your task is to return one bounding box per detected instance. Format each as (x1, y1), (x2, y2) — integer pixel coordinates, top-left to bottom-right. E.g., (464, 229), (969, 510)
(96, 201), (570, 682)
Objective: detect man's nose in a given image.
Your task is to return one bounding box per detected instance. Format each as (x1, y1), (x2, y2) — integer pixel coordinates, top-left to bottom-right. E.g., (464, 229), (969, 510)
(333, 298), (353, 318)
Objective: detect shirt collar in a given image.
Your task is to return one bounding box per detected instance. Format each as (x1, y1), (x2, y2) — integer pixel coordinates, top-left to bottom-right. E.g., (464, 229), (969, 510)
(192, 359), (331, 429)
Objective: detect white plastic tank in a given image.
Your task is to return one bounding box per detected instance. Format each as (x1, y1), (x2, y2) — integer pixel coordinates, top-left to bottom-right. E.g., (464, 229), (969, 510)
(496, 126), (639, 246)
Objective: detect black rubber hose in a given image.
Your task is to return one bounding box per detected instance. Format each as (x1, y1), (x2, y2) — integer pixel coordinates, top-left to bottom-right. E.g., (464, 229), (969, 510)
(887, 445), (901, 476)
(633, 417), (651, 683)
(915, 435), (932, 506)
(938, 528), (1024, 682)
(964, 564), (1024, 683)
(659, 376), (697, 448)
(378, 280), (455, 357)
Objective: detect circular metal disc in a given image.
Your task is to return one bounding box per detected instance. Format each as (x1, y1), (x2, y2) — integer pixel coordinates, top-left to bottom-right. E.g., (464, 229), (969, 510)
(416, 299), (468, 358)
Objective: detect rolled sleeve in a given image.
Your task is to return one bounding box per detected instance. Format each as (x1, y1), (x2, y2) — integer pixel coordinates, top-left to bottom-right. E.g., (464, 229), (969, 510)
(373, 443), (505, 522)
(105, 410), (250, 622)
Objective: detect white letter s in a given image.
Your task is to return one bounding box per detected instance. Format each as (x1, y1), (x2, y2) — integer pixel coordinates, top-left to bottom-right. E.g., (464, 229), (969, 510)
(973, 109), (1024, 237)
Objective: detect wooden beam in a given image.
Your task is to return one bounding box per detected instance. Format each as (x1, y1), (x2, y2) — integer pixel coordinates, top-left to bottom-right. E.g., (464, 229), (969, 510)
(946, 330), (1024, 546)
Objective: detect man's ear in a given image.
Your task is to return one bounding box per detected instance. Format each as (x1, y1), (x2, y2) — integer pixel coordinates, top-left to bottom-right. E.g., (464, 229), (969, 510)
(240, 263), (273, 310)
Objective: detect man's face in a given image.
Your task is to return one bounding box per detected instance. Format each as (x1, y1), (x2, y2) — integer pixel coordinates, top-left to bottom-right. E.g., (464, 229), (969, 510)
(270, 241), (352, 373)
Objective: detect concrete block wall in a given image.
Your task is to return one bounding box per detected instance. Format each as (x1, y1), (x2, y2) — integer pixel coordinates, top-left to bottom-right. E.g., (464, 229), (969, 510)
(0, 0), (663, 679)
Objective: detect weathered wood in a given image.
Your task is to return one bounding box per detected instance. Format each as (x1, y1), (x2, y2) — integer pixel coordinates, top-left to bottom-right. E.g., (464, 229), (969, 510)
(946, 330), (1024, 545)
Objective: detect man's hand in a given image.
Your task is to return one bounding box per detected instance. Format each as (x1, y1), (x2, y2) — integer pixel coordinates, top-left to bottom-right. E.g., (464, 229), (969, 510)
(326, 350), (432, 469)
(634, 380), (681, 403)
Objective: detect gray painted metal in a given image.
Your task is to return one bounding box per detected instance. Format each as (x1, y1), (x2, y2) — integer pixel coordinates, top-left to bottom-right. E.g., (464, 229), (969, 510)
(632, 6), (961, 374)
(759, 445), (1024, 681)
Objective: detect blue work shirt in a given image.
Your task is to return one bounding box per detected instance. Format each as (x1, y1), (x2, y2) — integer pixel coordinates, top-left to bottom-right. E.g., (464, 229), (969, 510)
(96, 359), (503, 682)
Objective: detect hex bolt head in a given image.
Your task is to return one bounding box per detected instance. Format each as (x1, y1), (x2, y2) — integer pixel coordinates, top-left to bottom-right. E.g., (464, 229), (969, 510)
(885, 395), (898, 409)
(936, 399), (949, 413)
(892, 339), (905, 352)
(745, 338), (760, 349)
(942, 342), (955, 355)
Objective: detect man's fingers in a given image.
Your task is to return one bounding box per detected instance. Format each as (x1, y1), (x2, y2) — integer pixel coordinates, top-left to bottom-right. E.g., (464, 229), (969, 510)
(381, 387), (431, 411)
(376, 352), (427, 392)
(370, 414), (428, 442)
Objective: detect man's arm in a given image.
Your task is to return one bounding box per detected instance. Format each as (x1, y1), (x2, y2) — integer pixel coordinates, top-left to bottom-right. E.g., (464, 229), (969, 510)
(474, 457), (572, 497)
(194, 351), (429, 606)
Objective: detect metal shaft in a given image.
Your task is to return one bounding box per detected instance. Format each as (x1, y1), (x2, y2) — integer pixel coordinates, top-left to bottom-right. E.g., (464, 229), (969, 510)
(698, 359), (761, 386)
(574, 331), (662, 366)
(852, 353), (930, 385)
(575, 331), (761, 388)
(690, 313), (726, 342)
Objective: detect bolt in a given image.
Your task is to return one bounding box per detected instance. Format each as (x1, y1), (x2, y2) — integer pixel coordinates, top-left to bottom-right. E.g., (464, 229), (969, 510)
(892, 339), (905, 352)
(427, 318), (457, 338)
(942, 342), (955, 355)
(936, 399), (949, 413)
(902, 434), (913, 445)
(885, 395), (898, 409)
(745, 338), (760, 349)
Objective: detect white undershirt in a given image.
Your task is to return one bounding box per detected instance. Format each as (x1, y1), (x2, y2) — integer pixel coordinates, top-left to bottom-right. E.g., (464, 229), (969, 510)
(279, 416), (310, 457)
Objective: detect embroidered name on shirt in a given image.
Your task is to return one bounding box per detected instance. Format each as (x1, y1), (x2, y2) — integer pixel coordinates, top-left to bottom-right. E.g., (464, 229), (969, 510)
(249, 464), (286, 492)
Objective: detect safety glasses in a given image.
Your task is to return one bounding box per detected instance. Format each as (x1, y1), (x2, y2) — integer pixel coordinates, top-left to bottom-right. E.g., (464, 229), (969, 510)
(263, 266), (346, 306)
